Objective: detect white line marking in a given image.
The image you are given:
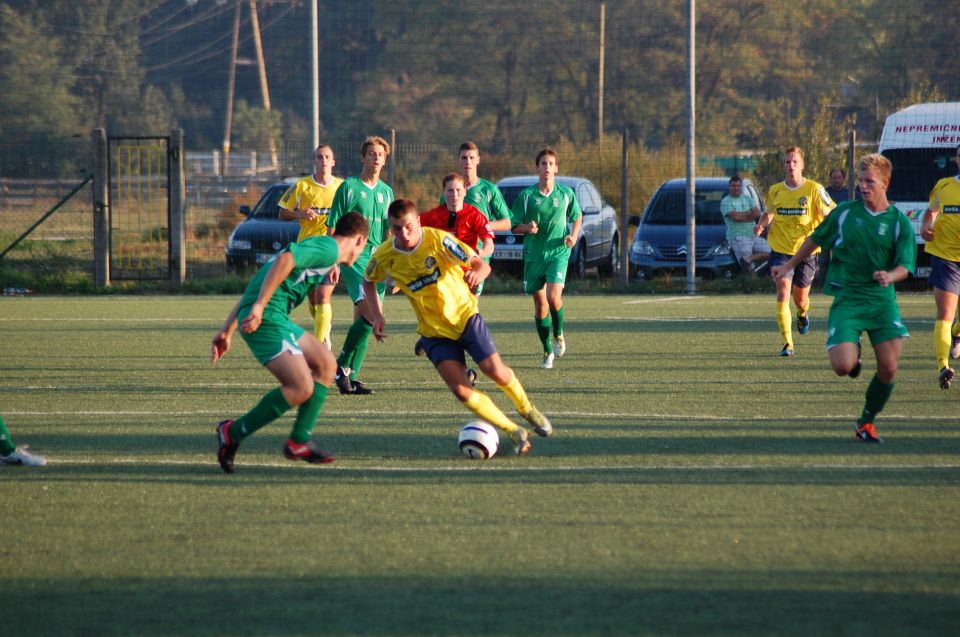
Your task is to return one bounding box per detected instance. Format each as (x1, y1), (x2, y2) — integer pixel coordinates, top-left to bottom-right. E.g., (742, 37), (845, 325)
(622, 296), (698, 305)
(26, 458), (960, 471)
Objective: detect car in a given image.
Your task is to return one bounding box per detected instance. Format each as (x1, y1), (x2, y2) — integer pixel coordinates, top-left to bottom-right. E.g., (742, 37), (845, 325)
(225, 181), (299, 270)
(491, 175), (621, 278)
(628, 177), (766, 280)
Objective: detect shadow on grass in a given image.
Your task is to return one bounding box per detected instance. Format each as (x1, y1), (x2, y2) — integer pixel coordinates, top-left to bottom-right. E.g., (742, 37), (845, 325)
(2, 572), (958, 636)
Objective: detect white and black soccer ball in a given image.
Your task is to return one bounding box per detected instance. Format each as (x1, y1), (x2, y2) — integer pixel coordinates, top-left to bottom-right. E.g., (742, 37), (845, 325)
(458, 421), (499, 459)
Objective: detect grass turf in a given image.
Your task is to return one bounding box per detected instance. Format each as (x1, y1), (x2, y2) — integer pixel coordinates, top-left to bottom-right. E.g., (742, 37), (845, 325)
(1, 293), (959, 636)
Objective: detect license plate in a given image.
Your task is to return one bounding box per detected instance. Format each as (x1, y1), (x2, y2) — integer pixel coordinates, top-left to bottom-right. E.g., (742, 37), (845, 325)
(493, 249), (523, 260)
(914, 266), (931, 278)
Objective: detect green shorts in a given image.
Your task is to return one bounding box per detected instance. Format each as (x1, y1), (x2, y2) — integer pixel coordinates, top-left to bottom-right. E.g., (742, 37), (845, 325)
(826, 294), (909, 349)
(341, 259), (386, 304)
(239, 314), (305, 365)
(523, 252), (569, 295)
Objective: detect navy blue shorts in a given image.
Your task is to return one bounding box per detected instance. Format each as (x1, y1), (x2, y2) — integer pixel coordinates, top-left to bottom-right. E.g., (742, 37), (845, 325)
(417, 314), (497, 367)
(929, 255), (960, 295)
(769, 250), (818, 288)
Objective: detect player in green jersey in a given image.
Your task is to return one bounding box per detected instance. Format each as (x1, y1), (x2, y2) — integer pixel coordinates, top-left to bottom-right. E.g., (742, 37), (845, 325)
(772, 154), (915, 443)
(326, 136), (394, 395)
(509, 148), (582, 369)
(439, 142), (513, 295)
(211, 213), (369, 473)
(0, 413), (46, 466)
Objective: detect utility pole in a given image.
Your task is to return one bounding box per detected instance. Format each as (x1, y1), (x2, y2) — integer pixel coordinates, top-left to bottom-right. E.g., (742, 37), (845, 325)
(310, 0), (319, 150)
(222, 0), (242, 176)
(598, 1), (605, 189)
(685, 0), (696, 295)
(249, 0), (278, 170)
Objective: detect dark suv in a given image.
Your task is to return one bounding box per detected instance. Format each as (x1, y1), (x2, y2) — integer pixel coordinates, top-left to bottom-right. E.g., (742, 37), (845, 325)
(628, 177), (765, 280)
(492, 175), (620, 278)
(225, 181), (299, 270)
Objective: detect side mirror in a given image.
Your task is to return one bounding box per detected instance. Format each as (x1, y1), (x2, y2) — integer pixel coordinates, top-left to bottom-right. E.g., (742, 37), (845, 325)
(628, 215), (641, 227)
(239, 204), (251, 218)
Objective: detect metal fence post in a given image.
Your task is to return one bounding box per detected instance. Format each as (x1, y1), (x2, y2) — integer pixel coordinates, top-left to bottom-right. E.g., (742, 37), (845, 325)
(92, 128), (110, 288)
(620, 128), (629, 288)
(170, 129), (187, 285)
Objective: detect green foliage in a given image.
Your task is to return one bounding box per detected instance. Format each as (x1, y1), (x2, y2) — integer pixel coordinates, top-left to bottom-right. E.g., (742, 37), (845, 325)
(232, 99), (283, 152)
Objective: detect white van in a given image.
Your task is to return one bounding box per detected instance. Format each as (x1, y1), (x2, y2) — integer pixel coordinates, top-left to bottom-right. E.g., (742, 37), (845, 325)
(879, 102), (960, 277)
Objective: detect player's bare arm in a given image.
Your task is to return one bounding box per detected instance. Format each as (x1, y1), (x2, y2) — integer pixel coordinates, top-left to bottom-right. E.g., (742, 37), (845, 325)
(874, 265), (910, 288)
(362, 278), (387, 341)
(770, 237), (817, 280)
(211, 299), (243, 364)
(488, 217), (511, 232)
(920, 208), (938, 241)
(564, 216), (583, 248)
(755, 211), (773, 236)
(463, 255), (491, 289)
(241, 251), (296, 334)
(513, 220), (538, 234)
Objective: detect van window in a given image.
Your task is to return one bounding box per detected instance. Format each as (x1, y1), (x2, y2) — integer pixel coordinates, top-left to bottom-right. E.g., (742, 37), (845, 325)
(883, 148), (959, 202)
(642, 187), (727, 226)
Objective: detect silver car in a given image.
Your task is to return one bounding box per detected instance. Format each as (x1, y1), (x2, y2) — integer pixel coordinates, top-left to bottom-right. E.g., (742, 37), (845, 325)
(492, 175), (621, 278)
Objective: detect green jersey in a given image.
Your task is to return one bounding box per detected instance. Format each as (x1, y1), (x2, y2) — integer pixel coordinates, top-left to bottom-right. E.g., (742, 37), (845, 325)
(811, 199), (916, 302)
(441, 178), (511, 223)
(510, 182), (582, 262)
(327, 176), (393, 258)
(238, 236), (338, 323)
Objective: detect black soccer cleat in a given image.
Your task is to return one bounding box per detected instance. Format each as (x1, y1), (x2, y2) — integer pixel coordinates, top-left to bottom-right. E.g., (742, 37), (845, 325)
(466, 368), (478, 387)
(216, 419), (239, 474)
(283, 439), (336, 464)
(939, 367), (955, 390)
(335, 367), (355, 394)
(797, 313), (810, 335)
(350, 380), (374, 395)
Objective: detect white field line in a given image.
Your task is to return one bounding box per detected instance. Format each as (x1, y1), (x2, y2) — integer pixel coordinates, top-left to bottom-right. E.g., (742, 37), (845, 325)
(622, 296), (698, 305)
(25, 457), (960, 471)
(4, 409), (957, 422)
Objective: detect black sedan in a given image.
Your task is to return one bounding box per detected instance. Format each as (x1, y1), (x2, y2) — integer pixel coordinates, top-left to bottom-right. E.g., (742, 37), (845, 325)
(225, 182), (299, 270)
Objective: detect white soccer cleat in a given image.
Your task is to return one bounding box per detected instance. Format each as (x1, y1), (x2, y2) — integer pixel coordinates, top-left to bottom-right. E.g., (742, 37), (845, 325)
(539, 352), (555, 369)
(951, 335), (960, 360)
(509, 428), (532, 456)
(552, 335), (566, 357)
(0, 445), (46, 467)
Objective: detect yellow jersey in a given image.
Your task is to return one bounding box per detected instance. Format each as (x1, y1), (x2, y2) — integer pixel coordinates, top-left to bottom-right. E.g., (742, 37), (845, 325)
(764, 179), (835, 255)
(926, 176), (960, 261)
(278, 175), (344, 241)
(365, 227), (478, 340)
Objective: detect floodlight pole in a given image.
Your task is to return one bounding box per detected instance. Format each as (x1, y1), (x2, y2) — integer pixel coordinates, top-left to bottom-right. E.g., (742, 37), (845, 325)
(685, 0), (696, 295)
(310, 0), (319, 150)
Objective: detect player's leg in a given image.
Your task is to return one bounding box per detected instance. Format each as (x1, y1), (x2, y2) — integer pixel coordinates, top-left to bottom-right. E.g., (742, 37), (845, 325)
(855, 301), (909, 443)
(0, 413), (46, 466)
(463, 314), (552, 437)
(312, 282), (335, 350)
(792, 254), (817, 336)
(335, 268), (378, 395)
(933, 287), (958, 388)
(769, 251), (795, 356)
(524, 259), (553, 367)
(217, 321), (308, 473)
(282, 333), (336, 464)
(544, 253), (569, 357)
(929, 256), (960, 388)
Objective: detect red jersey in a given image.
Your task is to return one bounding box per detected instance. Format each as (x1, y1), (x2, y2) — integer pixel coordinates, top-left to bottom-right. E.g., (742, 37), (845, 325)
(419, 203), (494, 250)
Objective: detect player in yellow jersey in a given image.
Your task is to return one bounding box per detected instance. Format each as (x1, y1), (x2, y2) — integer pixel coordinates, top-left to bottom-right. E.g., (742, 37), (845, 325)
(920, 144), (960, 389)
(278, 145), (344, 349)
(756, 146), (836, 356)
(362, 199), (553, 456)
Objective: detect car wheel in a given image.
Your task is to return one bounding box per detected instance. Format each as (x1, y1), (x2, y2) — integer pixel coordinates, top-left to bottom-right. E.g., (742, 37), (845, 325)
(598, 235), (619, 277)
(569, 242), (587, 280)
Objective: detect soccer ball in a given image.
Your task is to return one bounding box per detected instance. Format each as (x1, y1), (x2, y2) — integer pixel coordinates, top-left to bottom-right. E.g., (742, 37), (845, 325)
(458, 421), (499, 459)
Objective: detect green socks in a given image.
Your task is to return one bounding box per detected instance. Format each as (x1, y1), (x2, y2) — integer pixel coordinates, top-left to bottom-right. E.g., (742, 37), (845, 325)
(0, 413), (15, 456)
(550, 306), (565, 338)
(860, 374), (894, 423)
(232, 387), (292, 441)
(338, 317), (373, 378)
(290, 383), (328, 444)
(535, 315), (551, 354)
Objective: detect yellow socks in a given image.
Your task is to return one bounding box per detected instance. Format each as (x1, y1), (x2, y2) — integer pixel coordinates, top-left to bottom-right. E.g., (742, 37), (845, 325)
(777, 301), (793, 348)
(463, 390), (520, 434)
(314, 303), (333, 344)
(496, 372), (533, 415)
(934, 319), (951, 370)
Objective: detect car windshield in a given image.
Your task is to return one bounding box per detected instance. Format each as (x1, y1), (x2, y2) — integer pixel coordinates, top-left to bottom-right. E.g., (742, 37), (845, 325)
(498, 185), (525, 210)
(250, 187), (286, 219)
(643, 187), (727, 226)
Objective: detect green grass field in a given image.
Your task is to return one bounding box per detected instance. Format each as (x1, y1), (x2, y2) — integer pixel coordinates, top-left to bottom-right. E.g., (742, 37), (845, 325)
(2, 293), (959, 636)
